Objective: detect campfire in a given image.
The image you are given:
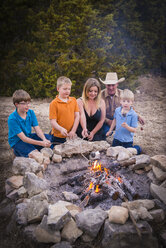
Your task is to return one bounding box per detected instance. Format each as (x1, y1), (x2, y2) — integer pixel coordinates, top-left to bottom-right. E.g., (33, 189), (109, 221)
(65, 160), (139, 208)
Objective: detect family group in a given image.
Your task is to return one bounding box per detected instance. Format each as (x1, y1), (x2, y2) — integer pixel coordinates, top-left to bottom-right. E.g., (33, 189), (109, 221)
(8, 72), (144, 159)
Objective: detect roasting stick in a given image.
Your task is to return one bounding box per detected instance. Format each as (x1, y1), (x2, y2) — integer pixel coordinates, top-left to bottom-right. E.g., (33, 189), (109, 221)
(123, 196), (142, 239)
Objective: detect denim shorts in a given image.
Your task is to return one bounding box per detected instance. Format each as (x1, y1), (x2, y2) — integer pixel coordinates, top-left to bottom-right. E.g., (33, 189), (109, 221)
(13, 133), (53, 157)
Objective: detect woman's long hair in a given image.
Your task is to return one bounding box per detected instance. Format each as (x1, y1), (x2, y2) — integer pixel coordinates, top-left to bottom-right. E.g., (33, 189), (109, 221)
(82, 78), (101, 109)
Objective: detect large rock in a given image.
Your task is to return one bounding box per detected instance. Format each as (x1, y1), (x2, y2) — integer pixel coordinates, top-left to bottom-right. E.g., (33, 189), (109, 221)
(12, 157), (42, 175)
(102, 220), (158, 248)
(130, 154), (151, 170)
(151, 155), (166, 171)
(152, 165), (166, 181)
(27, 192), (48, 223)
(47, 201), (72, 230)
(121, 199), (155, 210)
(6, 175), (23, 189)
(40, 148), (53, 158)
(34, 215), (61, 243)
(23, 172), (48, 197)
(150, 183), (166, 205)
(61, 218), (83, 243)
(53, 137), (109, 157)
(75, 208), (108, 238)
(108, 206), (128, 224)
(149, 209), (165, 223)
(62, 191), (79, 202)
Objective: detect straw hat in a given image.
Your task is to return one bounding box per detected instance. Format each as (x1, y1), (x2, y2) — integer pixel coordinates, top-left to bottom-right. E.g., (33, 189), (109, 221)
(100, 72), (125, 85)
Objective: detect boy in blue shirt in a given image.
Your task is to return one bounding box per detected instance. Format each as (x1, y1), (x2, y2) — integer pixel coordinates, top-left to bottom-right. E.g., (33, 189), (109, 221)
(106, 89), (141, 154)
(8, 89), (52, 157)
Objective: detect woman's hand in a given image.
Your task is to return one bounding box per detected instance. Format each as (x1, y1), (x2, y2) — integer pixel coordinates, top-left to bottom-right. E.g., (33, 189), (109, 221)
(88, 131), (94, 141)
(82, 128), (89, 138)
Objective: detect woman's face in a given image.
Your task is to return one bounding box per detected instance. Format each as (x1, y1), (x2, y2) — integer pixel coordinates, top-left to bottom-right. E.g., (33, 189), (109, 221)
(87, 86), (98, 100)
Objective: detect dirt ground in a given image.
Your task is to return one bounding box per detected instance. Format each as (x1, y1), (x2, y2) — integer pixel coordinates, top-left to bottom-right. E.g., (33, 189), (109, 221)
(0, 74), (166, 247)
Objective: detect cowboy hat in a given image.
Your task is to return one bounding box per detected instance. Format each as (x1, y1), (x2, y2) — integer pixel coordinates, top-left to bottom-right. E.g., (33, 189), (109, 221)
(100, 72), (125, 85)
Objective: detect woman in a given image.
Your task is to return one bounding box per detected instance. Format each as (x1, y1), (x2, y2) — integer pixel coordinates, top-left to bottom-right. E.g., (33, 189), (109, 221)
(76, 78), (106, 141)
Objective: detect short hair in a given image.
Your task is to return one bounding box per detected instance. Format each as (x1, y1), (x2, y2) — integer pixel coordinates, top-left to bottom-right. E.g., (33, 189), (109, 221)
(12, 89), (31, 105)
(82, 78), (101, 108)
(120, 89), (134, 101)
(57, 76), (72, 89)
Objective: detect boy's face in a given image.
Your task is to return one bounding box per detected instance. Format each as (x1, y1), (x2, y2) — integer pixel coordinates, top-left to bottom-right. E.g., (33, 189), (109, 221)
(15, 101), (30, 113)
(120, 99), (133, 111)
(57, 83), (71, 99)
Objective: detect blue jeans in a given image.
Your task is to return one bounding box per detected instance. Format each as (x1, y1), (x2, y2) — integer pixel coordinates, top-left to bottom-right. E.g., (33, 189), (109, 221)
(112, 138), (142, 155)
(13, 133), (53, 157)
(51, 135), (66, 144)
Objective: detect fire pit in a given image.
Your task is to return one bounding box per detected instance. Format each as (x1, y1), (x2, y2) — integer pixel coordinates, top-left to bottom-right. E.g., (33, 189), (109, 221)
(45, 152), (151, 211)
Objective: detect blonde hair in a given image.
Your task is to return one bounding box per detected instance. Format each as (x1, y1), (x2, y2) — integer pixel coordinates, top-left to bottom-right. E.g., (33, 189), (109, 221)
(12, 89), (31, 105)
(82, 78), (101, 109)
(57, 76), (72, 89)
(120, 89), (134, 101)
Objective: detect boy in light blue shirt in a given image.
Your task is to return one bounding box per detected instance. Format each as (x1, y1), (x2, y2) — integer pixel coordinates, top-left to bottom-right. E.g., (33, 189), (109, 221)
(106, 89), (141, 154)
(8, 89), (52, 157)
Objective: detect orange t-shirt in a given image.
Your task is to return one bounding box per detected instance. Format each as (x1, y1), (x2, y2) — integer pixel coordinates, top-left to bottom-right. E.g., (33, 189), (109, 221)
(49, 96), (79, 138)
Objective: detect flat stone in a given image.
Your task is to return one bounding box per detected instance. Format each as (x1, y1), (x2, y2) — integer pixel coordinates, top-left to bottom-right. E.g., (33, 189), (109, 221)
(149, 209), (165, 223)
(6, 175), (23, 189)
(150, 183), (166, 205)
(75, 208), (108, 238)
(152, 165), (166, 181)
(34, 215), (61, 243)
(47, 201), (72, 230)
(108, 206), (129, 224)
(62, 191), (79, 202)
(61, 218), (83, 243)
(151, 155), (166, 171)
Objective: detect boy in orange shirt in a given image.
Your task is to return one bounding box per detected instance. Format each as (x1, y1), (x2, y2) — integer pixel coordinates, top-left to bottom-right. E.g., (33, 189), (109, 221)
(49, 76), (79, 144)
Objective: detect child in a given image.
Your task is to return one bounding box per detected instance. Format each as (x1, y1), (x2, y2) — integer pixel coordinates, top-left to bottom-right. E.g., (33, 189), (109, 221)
(8, 89), (52, 157)
(106, 89), (141, 154)
(49, 76), (79, 143)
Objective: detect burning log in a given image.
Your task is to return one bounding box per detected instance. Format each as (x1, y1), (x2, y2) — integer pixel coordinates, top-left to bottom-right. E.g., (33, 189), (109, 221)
(102, 183), (119, 200)
(79, 195), (90, 208)
(120, 175), (139, 199)
(89, 191), (104, 204)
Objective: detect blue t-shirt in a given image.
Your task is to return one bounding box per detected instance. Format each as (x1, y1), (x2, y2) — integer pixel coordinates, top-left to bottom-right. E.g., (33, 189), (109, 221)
(114, 107), (138, 142)
(8, 109), (38, 147)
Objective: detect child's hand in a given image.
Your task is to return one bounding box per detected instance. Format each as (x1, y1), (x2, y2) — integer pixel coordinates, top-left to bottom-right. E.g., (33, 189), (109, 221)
(42, 139), (51, 148)
(106, 130), (112, 136)
(121, 122), (128, 129)
(60, 127), (68, 137)
(68, 131), (76, 139)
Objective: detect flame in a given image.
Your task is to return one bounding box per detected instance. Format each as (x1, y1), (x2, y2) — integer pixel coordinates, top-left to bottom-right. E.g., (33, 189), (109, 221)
(104, 168), (109, 176)
(91, 160), (102, 172)
(88, 182), (93, 191)
(95, 185), (100, 193)
(116, 176), (123, 184)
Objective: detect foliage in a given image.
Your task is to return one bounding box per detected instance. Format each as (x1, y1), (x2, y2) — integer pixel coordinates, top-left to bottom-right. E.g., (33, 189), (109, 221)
(0, 0), (165, 97)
